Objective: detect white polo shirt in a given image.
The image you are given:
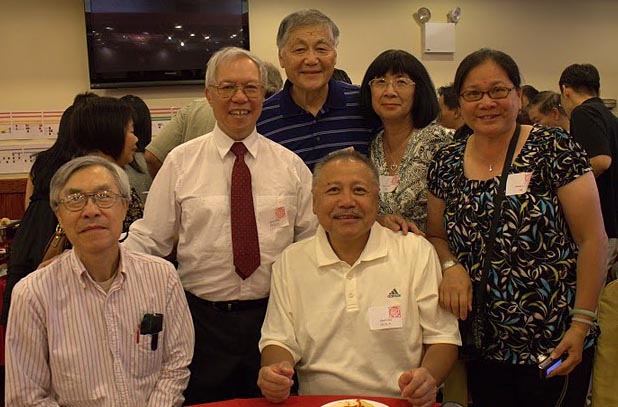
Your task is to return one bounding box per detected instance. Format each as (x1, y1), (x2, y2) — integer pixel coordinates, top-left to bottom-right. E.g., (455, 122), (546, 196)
(260, 223), (461, 397)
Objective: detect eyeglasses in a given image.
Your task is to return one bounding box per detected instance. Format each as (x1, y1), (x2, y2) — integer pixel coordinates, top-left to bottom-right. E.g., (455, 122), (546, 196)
(209, 82), (263, 99)
(368, 77), (416, 92)
(59, 190), (124, 212)
(460, 86), (515, 102)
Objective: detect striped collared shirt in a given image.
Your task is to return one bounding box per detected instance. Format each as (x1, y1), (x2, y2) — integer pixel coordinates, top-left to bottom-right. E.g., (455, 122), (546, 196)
(5, 247), (194, 407)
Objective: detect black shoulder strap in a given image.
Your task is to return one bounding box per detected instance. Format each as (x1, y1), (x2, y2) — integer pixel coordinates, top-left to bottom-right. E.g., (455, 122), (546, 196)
(475, 124), (521, 307)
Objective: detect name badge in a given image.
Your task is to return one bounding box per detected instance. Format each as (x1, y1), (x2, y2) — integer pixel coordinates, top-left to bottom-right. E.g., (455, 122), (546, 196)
(368, 305), (403, 330)
(269, 206), (290, 228)
(379, 175), (399, 193)
(506, 172), (533, 196)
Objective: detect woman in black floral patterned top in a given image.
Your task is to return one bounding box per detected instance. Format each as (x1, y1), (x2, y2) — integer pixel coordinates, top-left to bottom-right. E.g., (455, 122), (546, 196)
(426, 49), (606, 407)
(360, 50), (452, 233)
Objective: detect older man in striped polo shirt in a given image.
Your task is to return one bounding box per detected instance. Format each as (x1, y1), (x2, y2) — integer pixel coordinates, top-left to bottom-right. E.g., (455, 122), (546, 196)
(257, 9), (378, 170)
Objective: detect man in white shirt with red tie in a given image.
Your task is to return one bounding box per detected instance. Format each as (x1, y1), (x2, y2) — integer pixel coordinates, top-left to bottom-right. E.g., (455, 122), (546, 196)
(123, 46), (317, 404)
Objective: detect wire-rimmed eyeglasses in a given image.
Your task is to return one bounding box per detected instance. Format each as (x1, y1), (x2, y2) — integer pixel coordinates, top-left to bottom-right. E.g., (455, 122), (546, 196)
(59, 190), (124, 212)
(209, 82), (263, 99)
(368, 77), (416, 92)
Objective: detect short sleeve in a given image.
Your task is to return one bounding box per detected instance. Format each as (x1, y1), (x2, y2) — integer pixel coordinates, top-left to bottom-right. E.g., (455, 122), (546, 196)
(547, 128), (592, 189)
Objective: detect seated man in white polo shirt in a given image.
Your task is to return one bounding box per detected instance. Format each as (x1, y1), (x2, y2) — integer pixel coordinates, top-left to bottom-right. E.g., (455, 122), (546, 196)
(257, 151), (460, 406)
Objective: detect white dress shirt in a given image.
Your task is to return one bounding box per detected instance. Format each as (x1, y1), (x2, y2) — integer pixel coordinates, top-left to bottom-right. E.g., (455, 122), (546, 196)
(5, 247), (194, 407)
(123, 124), (317, 301)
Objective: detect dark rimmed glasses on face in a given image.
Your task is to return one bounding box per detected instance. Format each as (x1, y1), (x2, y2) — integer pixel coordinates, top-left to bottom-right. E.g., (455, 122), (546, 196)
(59, 191), (124, 212)
(209, 82), (263, 99)
(460, 86), (515, 102)
(368, 77), (416, 92)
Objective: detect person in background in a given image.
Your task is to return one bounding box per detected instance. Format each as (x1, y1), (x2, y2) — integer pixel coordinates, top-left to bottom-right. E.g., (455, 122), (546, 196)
(526, 91), (570, 132)
(332, 67), (352, 84)
(123, 47), (317, 404)
(359, 49), (452, 234)
(120, 95), (153, 203)
(264, 61), (284, 98)
(258, 151), (460, 406)
(70, 96), (143, 232)
(144, 99), (216, 178)
(5, 156), (194, 407)
(257, 9), (377, 170)
(0, 92), (97, 325)
(559, 63), (618, 406)
(437, 84), (465, 132)
(517, 84), (539, 124)
(427, 48), (606, 407)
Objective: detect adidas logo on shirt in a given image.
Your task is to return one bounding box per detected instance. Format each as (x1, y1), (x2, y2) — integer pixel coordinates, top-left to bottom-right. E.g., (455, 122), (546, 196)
(387, 288), (401, 298)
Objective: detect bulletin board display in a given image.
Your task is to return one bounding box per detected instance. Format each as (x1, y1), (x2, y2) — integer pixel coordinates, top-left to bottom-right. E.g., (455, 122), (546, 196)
(0, 107), (180, 175)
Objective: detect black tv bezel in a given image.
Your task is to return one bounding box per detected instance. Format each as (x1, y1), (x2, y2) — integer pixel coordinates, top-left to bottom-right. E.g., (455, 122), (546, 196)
(84, 0), (250, 89)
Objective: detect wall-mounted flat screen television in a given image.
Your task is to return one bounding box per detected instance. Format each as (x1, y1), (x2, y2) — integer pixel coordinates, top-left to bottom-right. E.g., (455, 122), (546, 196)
(84, 0), (249, 89)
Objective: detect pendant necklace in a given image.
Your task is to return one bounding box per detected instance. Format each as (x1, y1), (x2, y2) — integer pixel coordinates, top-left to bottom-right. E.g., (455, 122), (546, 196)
(488, 164), (494, 172)
(383, 139), (399, 172)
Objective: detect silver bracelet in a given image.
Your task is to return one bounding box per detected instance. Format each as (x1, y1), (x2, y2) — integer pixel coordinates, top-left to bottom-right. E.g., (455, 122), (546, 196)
(571, 316), (594, 327)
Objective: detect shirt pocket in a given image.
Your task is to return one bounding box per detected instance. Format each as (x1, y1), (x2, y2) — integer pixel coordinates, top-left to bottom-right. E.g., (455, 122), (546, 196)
(255, 194), (297, 259)
(130, 329), (165, 379)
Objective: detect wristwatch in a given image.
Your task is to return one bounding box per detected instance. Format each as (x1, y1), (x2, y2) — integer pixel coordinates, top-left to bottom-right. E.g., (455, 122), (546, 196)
(441, 259), (458, 272)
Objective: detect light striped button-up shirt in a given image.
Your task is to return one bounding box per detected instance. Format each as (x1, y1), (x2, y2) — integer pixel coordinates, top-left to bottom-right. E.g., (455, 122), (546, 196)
(5, 246), (194, 407)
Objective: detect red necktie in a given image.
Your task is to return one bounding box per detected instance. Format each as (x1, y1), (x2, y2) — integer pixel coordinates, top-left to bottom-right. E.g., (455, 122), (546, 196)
(230, 142), (261, 279)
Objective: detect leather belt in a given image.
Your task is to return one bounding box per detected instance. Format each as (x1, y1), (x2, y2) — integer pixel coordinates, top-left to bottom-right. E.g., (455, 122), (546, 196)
(203, 297), (269, 312)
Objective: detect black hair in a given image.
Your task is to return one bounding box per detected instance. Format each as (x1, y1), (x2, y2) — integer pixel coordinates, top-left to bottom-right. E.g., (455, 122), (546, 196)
(30, 92), (100, 196)
(120, 95), (151, 152)
(360, 49), (439, 129)
(437, 83), (459, 109)
(454, 48), (521, 97)
(333, 68), (352, 84)
(69, 96), (134, 162)
(559, 64), (600, 96)
(521, 85), (539, 103)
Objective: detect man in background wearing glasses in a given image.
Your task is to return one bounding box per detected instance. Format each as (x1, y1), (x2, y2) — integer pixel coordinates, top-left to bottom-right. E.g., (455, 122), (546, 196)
(123, 47), (317, 404)
(5, 156), (194, 407)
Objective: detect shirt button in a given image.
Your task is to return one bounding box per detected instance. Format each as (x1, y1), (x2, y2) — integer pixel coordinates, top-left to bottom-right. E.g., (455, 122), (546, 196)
(347, 274), (353, 280)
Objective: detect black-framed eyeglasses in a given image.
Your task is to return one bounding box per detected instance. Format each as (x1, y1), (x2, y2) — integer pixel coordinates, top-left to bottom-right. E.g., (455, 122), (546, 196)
(209, 82), (263, 99)
(460, 86), (515, 102)
(59, 190), (124, 212)
(368, 77), (416, 92)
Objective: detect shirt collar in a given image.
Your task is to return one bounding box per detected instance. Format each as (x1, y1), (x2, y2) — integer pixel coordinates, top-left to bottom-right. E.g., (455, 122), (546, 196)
(279, 78), (347, 117)
(213, 122), (259, 160)
(69, 246), (127, 289)
(315, 222), (388, 269)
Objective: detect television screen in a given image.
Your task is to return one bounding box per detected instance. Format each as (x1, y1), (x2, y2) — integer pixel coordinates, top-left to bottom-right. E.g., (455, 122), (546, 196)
(84, 0), (249, 88)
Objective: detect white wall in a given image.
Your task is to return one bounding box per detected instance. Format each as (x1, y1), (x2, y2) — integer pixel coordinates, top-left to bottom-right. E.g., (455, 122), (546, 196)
(1, 0), (617, 110)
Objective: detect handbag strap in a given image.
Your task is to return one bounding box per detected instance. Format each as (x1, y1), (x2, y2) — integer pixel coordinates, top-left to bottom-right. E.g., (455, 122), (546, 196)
(475, 124), (521, 308)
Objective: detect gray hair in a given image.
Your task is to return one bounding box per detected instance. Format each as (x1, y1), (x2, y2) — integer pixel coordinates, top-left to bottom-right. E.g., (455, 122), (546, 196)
(204, 47), (267, 87)
(50, 155), (130, 211)
(264, 61), (284, 98)
(276, 9), (340, 50)
(312, 150), (379, 191)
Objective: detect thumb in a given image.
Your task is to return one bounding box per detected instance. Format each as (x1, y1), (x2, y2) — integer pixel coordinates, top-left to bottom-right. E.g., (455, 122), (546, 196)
(398, 370), (413, 391)
(276, 361), (295, 378)
(550, 344), (567, 360)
